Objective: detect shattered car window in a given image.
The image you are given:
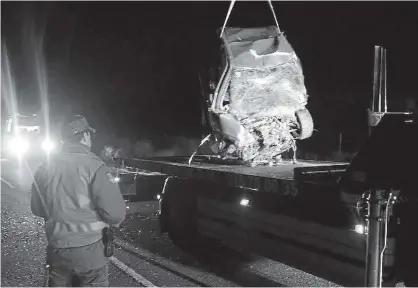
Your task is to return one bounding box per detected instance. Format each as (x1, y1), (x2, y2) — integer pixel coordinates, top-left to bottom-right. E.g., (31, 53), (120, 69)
(228, 61), (307, 118)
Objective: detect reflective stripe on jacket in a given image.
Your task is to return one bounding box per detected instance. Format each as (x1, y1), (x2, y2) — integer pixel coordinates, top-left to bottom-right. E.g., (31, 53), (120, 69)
(31, 142), (126, 249)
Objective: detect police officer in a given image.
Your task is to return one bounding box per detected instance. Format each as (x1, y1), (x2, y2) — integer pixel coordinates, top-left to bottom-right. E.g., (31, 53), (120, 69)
(31, 115), (126, 287)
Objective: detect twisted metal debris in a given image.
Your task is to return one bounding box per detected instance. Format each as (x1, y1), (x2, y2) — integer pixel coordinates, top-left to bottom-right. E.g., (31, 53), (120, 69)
(238, 116), (297, 166)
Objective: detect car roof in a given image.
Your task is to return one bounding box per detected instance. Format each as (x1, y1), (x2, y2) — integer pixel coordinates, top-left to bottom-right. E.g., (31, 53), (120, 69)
(220, 26), (297, 69)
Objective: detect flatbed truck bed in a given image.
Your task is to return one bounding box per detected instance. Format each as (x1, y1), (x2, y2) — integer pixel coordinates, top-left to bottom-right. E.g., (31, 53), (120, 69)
(121, 156), (373, 286)
(125, 156), (347, 179)
(122, 156), (349, 191)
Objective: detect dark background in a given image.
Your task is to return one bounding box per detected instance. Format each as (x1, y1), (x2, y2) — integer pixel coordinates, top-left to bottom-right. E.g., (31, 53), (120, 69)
(2, 1), (418, 154)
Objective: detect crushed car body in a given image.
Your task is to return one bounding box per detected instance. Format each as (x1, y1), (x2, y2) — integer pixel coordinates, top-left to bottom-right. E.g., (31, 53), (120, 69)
(203, 26), (314, 166)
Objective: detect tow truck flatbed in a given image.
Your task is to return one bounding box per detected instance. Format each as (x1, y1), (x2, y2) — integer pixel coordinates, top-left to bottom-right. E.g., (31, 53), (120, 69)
(121, 156), (349, 193)
(120, 155), (374, 286)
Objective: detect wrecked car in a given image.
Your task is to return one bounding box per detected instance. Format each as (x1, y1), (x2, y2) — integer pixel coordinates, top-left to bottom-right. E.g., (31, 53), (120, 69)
(201, 26), (314, 166)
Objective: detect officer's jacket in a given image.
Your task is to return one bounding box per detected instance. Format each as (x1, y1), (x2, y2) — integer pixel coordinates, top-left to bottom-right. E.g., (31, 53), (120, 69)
(31, 142), (126, 249)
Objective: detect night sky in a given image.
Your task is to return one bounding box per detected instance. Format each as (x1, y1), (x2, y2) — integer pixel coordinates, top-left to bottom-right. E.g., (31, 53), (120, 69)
(2, 1), (418, 153)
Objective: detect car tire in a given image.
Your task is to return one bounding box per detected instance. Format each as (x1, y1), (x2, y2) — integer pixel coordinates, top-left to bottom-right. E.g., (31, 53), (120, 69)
(294, 108), (314, 140)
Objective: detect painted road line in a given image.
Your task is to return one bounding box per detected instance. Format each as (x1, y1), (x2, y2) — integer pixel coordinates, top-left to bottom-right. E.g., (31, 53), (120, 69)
(114, 238), (236, 287)
(109, 256), (157, 287)
(1, 177), (15, 188)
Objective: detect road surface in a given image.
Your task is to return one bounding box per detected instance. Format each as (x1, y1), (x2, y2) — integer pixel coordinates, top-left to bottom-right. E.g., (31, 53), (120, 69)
(2, 158), (343, 287)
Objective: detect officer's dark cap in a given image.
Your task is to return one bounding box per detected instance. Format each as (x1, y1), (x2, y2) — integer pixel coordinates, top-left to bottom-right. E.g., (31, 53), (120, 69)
(62, 115), (96, 137)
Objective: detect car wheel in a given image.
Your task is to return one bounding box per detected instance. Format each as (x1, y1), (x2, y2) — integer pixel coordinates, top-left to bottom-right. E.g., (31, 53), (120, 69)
(294, 108), (314, 140)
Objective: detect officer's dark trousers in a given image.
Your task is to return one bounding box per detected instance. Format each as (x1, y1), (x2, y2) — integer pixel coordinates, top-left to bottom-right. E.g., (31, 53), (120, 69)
(47, 239), (109, 287)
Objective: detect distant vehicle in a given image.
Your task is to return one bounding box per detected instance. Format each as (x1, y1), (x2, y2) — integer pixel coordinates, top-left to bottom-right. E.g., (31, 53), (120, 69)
(2, 113), (60, 160)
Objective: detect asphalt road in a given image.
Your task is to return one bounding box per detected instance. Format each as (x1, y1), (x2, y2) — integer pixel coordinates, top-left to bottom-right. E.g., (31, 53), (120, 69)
(2, 158), (344, 287)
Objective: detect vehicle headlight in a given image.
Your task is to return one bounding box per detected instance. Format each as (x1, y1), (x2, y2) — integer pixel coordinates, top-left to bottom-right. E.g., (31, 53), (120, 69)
(42, 139), (55, 152)
(8, 137), (29, 156)
(240, 198), (250, 206)
(355, 224), (367, 235)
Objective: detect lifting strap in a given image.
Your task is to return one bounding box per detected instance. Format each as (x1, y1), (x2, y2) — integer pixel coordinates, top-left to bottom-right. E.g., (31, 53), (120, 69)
(219, 0), (281, 38)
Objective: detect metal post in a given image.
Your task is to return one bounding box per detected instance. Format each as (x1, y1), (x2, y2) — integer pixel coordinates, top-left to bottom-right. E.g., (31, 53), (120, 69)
(382, 49), (387, 113)
(365, 189), (386, 287)
(369, 46), (387, 136)
(372, 46), (381, 114)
